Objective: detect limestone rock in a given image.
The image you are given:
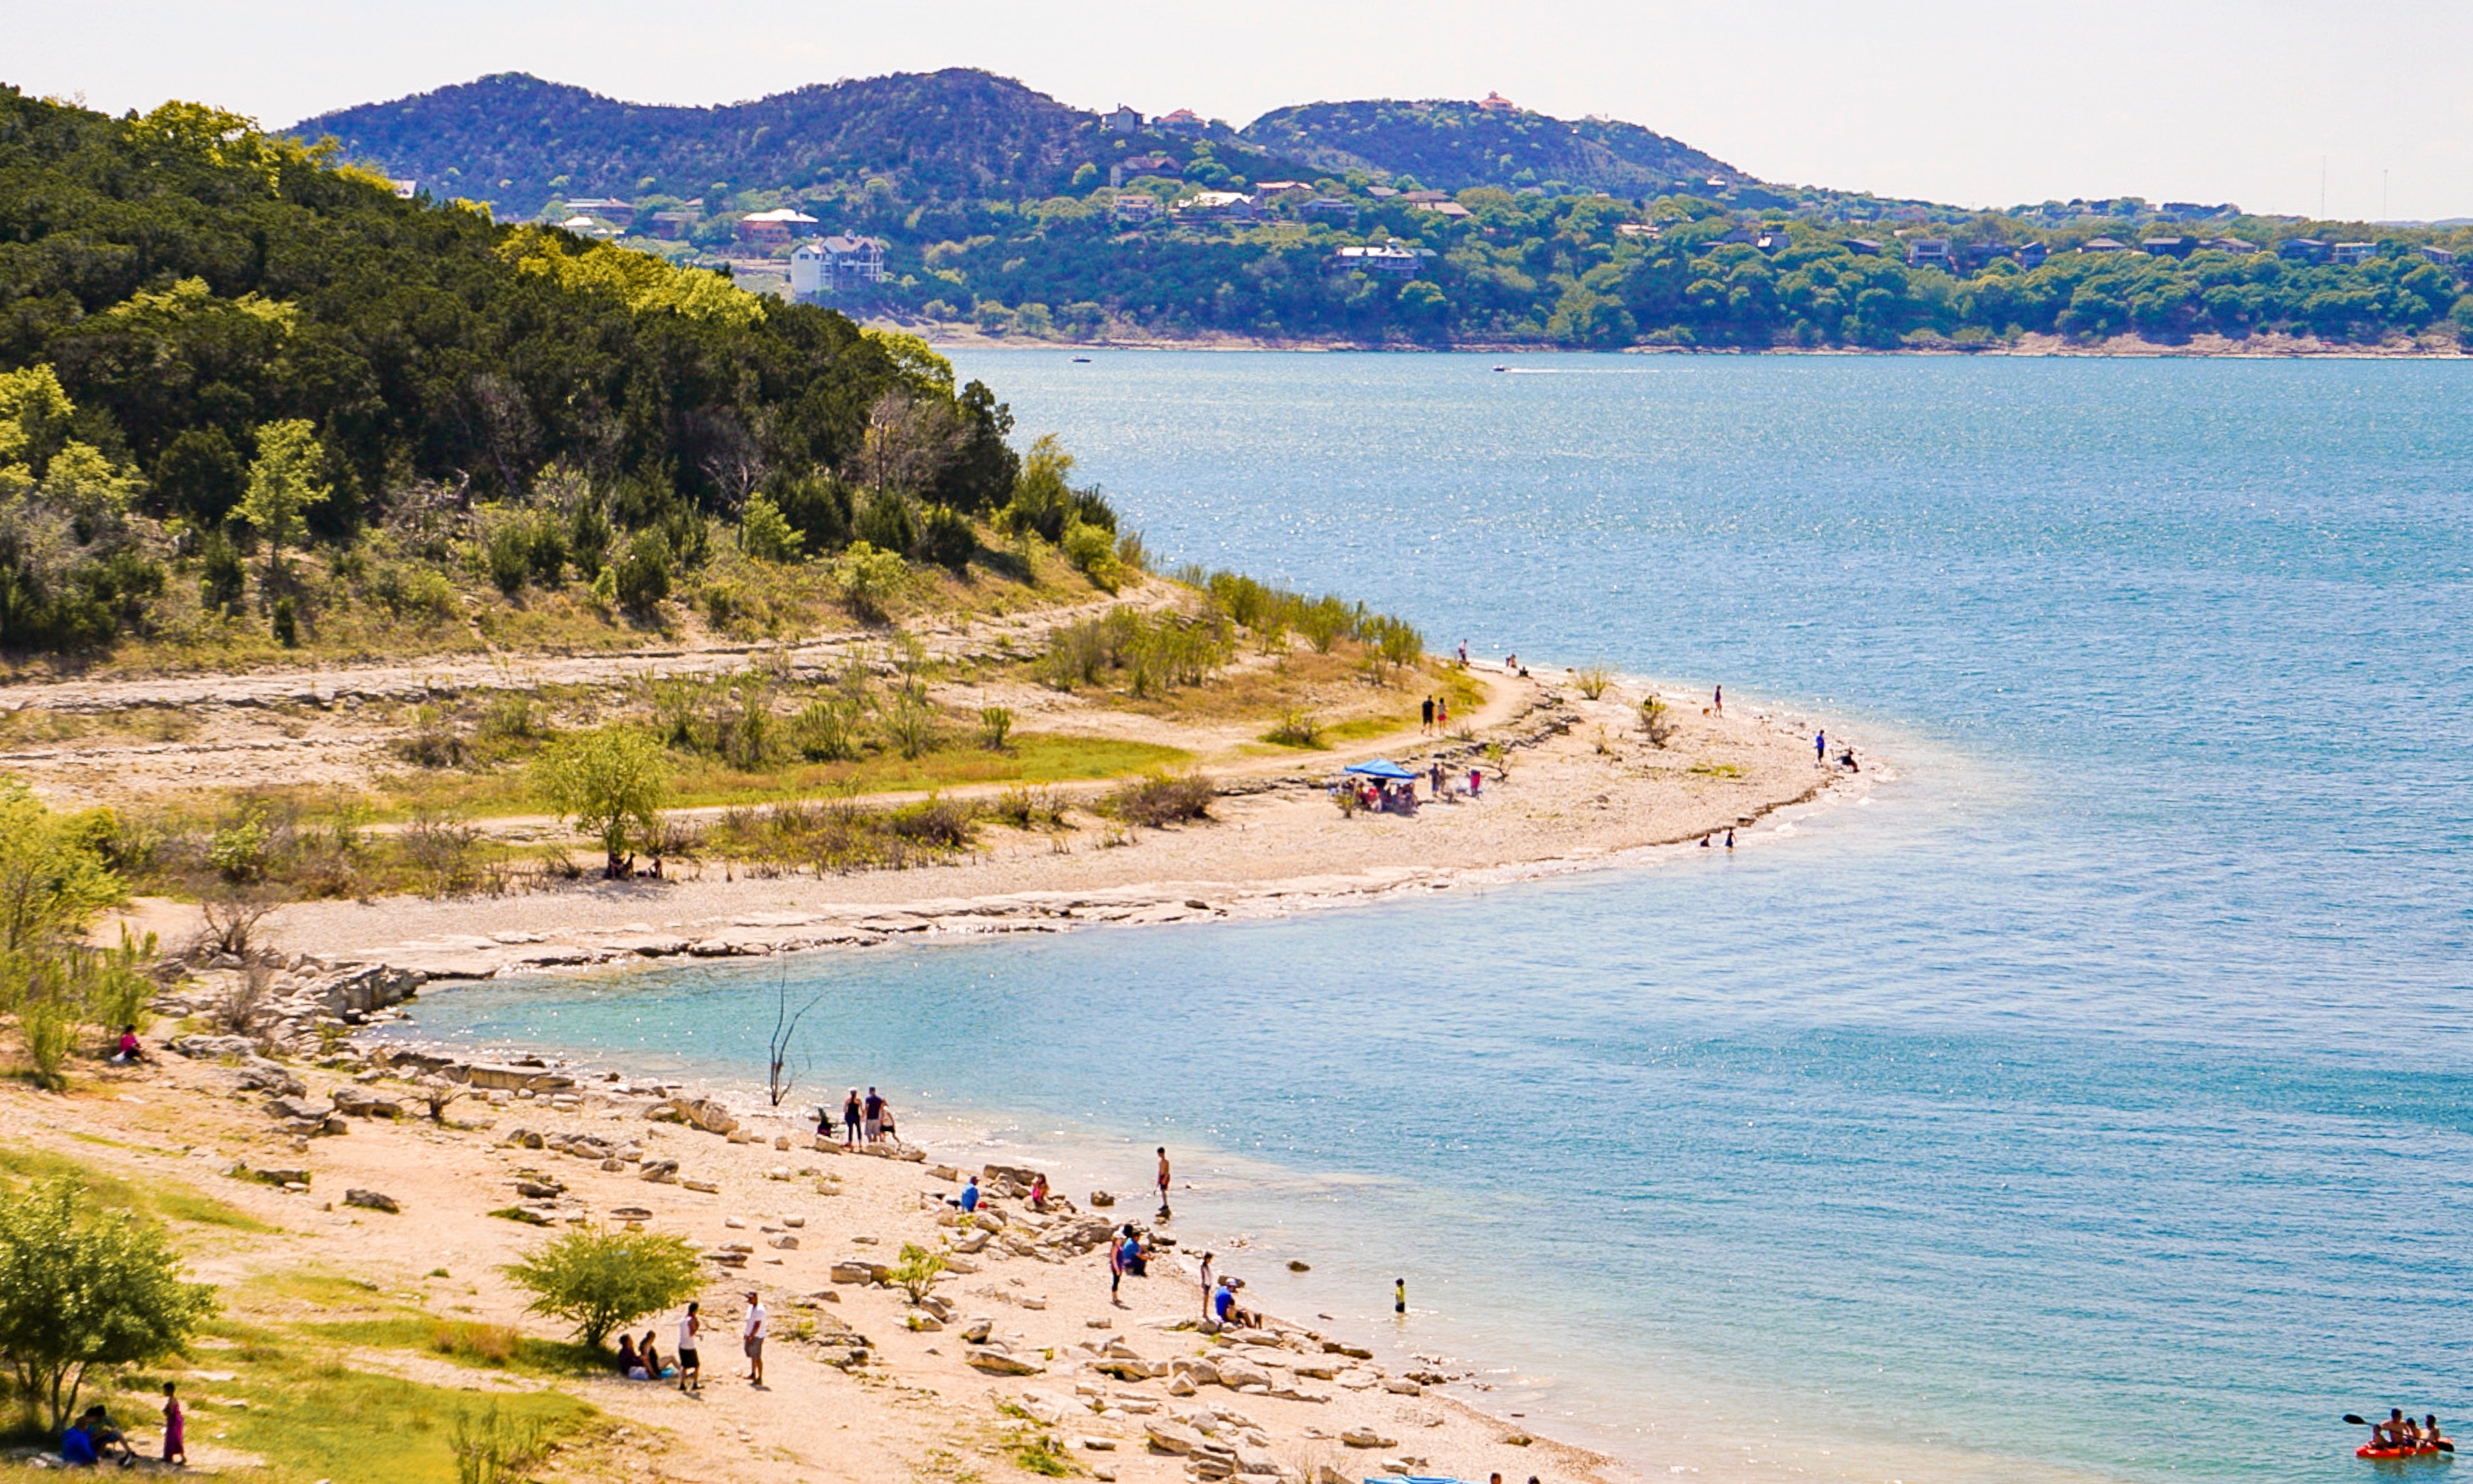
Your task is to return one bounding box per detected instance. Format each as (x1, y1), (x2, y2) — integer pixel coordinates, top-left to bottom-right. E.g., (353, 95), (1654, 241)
(968, 1351), (1044, 1376)
(1143, 1421), (1206, 1454)
(343, 1189), (400, 1213)
(1339, 1427), (1396, 1448)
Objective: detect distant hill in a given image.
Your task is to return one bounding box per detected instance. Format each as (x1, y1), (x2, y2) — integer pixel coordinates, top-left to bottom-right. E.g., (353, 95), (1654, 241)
(291, 72), (1758, 216)
(295, 69), (1109, 215)
(1239, 98), (1742, 196)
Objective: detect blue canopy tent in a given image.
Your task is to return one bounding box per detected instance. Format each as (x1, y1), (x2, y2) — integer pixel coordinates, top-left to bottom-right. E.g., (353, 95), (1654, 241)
(1341, 759), (1418, 781)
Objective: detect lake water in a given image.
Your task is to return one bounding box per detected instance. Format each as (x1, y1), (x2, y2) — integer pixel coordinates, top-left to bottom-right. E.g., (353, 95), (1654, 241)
(397, 352), (2473, 1483)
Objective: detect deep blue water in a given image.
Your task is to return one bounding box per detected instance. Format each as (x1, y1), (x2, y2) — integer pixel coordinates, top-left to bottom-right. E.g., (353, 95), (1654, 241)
(399, 353), (2473, 1482)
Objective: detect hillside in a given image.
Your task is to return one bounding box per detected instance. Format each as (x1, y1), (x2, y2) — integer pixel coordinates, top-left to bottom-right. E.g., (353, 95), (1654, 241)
(295, 69), (1297, 219)
(0, 86), (1171, 667)
(1238, 97), (1742, 196)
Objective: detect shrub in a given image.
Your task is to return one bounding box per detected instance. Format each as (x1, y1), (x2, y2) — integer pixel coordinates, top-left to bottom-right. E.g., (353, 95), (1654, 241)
(612, 531), (671, 613)
(1264, 709), (1324, 748)
(739, 493), (803, 563)
(890, 1243), (947, 1305)
(875, 678), (937, 759)
(1576, 665), (1613, 700)
(1638, 696), (1675, 747)
(404, 812), (489, 898)
(834, 541), (908, 621)
(269, 594), (300, 647)
(197, 530), (246, 615)
(977, 705), (1013, 751)
(1063, 520), (1123, 590)
(915, 503), (976, 573)
(501, 1226), (704, 1352)
(0, 1177), (218, 1429)
(792, 692), (865, 762)
(988, 786), (1064, 830)
(1101, 773), (1213, 828)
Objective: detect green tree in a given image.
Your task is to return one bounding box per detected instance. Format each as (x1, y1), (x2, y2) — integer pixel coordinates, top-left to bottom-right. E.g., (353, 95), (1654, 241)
(0, 778), (122, 955)
(236, 419), (331, 571)
(502, 1227), (704, 1352)
(0, 1178), (218, 1430)
(532, 726), (670, 879)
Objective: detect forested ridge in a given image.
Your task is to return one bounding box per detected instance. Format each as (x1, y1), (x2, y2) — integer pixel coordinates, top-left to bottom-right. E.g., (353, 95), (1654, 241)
(0, 87), (1145, 662)
(292, 70), (2473, 351)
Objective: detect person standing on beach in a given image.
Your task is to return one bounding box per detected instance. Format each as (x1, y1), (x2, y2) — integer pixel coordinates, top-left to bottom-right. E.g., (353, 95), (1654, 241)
(863, 1087), (884, 1143)
(1108, 1230), (1129, 1306)
(1714, 685), (1724, 715)
(1421, 696), (1435, 734)
(160, 1383), (185, 1466)
(1197, 1250), (1216, 1319)
(742, 1291), (767, 1387)
(1725, 828), (1736, 850)
(1815, 730), (1826, 764)
(1156, 1147), (1173, 1218)
(842, 1089), (862, 1147)
(1457, 640), (1468, 667)
(676, 1302), (702, 1393)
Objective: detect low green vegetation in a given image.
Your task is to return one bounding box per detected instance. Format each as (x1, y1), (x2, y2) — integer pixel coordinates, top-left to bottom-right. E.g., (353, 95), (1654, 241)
(0, 778), (161, 1089)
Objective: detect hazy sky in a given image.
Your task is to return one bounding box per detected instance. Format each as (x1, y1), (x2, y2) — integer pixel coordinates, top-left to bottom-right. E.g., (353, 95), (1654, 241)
(9, 0), (2470, 219)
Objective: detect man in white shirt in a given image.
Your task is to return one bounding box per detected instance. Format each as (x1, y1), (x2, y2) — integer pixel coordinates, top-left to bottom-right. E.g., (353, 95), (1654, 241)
(742, 1291), (768, 1386)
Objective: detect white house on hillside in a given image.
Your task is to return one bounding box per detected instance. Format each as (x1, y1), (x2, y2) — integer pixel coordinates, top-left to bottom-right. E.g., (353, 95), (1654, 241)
(791, 235), (888, 301)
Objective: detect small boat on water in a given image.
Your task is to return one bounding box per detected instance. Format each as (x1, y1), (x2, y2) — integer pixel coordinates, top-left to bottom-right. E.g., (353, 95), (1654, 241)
(2358, 1443), (2451, 1461)
(1072, 356), (1092, 362)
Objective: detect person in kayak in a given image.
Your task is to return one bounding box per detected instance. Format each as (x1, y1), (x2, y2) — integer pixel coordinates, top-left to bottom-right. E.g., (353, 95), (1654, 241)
(2376, 1409), (2409, 1449)
(2426, 1415), (2450, 1448)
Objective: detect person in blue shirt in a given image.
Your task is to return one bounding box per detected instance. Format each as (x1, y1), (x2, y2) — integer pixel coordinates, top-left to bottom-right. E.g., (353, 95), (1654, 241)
(58, 1421), (98, 1466)
(958, 1176), (980, 1212)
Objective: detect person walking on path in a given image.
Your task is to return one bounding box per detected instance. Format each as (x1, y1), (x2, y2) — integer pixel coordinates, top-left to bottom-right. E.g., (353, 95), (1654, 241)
(161, 1382), (185, 1466)
(1436, 695), (1449, 730)
(1156, 1147), (1173, 1218)
(1197, 1250), (1216, 1320)
(863, 1087), (885, 1143)
(676, 1301), (703, 1393)
(1421, 696), (1435, 734)
(742, 1291), (768, 1387)
(840, 1089), (861, 1146)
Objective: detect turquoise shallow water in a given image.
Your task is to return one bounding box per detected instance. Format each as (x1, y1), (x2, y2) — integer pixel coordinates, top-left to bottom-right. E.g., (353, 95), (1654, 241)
(396, 353), (2473, 1482)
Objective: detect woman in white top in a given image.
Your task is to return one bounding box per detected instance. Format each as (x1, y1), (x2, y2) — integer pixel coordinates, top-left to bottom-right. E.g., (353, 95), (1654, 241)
(676, 1302), (701, 1393)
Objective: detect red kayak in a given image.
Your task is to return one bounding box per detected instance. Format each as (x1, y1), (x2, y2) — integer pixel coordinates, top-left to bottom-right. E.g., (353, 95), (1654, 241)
(2359, 1444), (2449, 1460)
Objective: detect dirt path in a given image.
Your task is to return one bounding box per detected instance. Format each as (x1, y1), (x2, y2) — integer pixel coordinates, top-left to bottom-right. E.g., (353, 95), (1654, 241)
(0, 579), (1183, 715)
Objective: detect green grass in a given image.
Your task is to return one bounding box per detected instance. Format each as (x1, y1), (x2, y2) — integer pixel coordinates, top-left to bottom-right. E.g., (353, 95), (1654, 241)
(0, 1145), (270, 1232)
(380, 731), (1190, 819)
(130, 1347), (598, 1484)
(302, 1317), (598, 1376)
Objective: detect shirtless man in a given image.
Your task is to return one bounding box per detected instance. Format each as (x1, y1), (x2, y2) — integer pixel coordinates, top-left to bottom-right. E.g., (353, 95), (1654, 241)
(1156, 1146), (1173, 1218)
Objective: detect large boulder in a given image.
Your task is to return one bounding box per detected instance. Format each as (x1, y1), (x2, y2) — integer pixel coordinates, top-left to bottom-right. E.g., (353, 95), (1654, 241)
(649, 1097), (739, 1134)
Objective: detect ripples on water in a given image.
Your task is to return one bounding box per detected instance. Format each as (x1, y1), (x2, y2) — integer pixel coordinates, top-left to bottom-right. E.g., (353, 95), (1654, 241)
(401, 354), (2473, 1483)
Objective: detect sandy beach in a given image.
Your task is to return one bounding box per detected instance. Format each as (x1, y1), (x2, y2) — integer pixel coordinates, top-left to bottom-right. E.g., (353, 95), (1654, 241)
(2, 1025), (1642, 1484)
(98, 673), (1858, 985)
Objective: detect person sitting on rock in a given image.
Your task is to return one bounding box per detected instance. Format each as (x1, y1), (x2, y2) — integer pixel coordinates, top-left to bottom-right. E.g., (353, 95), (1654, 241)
(956, 1176), (981, 1213)
(1029, 1173), (1050, 1211)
